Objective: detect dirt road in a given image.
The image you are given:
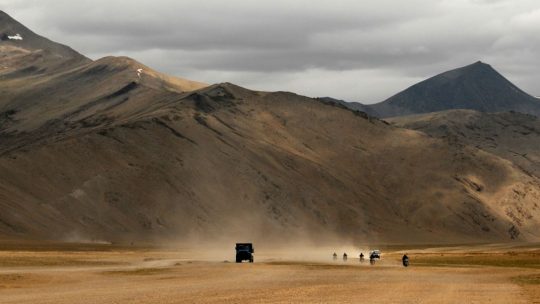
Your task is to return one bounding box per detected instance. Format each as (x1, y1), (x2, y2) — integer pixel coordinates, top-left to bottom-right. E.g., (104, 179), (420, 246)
(0, 245), (538, 303)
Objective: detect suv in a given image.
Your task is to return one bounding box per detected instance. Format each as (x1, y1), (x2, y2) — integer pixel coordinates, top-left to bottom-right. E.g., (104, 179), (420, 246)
(235, 243), (254, 263)
(369, 250), (381, 259)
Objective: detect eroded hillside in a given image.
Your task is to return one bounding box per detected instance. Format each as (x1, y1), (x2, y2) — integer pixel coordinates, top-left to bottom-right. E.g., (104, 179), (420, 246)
(1, 11), (539, 245)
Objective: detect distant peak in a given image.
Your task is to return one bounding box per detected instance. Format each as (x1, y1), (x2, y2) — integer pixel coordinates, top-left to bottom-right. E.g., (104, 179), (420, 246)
(469, 60), (490, 67)
(451, 61), (496, 76)
(468, 60), (493, 70)
(0, 10), (91, 70)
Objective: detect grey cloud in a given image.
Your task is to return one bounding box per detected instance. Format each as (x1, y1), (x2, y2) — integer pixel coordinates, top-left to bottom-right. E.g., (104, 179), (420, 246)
(1, 0), (539, 102)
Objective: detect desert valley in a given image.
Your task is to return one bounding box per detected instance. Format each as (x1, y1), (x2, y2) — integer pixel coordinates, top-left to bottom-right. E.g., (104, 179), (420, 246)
(0, 7), (539, 303)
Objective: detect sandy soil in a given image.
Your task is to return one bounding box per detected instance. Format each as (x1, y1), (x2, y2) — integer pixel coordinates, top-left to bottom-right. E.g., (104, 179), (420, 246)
(0, 243), (538, 303)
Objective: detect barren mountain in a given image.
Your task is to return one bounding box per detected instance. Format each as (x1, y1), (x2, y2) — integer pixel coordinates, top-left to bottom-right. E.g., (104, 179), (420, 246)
(0, 10), (90, 75)
(352, 61), (540, 118)
(1, 11), (540, 245)
(389, 110), (540, 178)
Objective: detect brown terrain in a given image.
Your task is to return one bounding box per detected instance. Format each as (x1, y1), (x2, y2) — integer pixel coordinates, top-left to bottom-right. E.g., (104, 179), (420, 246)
(389, 109), (540, 177)
(1, 11), (540, 245)
(0, 242), (538, 303)
(1, 10), (540, 304)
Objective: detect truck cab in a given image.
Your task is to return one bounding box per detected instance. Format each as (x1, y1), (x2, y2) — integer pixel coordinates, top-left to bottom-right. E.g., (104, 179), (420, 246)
(235, 243), (254, 263)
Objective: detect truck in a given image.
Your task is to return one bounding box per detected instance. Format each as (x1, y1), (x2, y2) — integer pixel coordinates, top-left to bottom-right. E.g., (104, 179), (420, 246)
(235, 243), (254, 263)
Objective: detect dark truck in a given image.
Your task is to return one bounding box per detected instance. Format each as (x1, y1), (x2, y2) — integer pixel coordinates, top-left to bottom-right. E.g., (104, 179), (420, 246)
(235, 243), (254, 263)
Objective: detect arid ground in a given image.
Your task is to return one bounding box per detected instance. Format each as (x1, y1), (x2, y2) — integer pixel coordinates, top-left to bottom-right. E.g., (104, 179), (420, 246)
(0, 241), (538, 303)
(2, 9), (540, 304)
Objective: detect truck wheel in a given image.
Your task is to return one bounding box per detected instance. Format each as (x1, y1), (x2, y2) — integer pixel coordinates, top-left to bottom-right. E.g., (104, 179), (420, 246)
(236, 259), (241, 263)
(249, 259), (253, 263)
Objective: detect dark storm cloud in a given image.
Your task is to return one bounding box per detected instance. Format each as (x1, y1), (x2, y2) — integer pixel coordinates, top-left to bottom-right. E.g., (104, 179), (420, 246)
(1, 0), (539, 102)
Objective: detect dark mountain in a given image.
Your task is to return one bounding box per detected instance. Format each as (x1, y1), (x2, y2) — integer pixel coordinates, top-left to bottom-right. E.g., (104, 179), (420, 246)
(361, 61), (540, 118)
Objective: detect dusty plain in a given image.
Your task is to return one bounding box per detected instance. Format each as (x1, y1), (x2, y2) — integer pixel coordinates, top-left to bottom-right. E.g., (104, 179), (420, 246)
(0, 241), (538, 303)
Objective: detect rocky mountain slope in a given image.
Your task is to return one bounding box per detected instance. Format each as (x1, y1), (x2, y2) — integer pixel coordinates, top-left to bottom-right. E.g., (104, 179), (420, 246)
(0, 10), (90, 74)
(390, 110), (540, 178)
(1, 11), (539, 245)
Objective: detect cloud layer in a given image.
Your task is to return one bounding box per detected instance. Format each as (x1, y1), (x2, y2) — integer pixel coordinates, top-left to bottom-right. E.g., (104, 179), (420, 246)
(1, 0), (539, 102)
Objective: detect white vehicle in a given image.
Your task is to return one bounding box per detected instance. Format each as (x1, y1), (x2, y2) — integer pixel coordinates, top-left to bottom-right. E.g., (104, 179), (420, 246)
(369, 250), (381, 259)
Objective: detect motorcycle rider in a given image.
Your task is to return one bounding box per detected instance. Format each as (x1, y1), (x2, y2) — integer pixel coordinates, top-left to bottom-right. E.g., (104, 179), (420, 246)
(359, 253), (364, 262)
(402, 254), (409, 267)
(343, 253), (348, 262)
(333, 252), (337, 261)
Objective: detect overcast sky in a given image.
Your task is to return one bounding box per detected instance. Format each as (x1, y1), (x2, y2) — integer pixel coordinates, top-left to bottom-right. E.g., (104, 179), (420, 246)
(1, 0), (539, 103)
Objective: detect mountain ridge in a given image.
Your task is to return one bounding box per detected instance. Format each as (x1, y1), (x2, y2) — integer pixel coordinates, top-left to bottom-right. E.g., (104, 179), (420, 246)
(0, 10), (91, 73)
(1, 11), (540, 245)
(389, 109), (540, 177)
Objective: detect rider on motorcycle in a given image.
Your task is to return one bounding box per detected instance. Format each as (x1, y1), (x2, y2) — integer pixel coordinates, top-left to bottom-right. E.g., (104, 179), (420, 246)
(369, 253), (376, 265)
(402, 254), (409, 267)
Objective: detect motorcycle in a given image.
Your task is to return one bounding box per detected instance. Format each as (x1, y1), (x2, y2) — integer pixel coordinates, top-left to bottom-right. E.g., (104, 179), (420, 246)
(402, 257), (409, 267)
